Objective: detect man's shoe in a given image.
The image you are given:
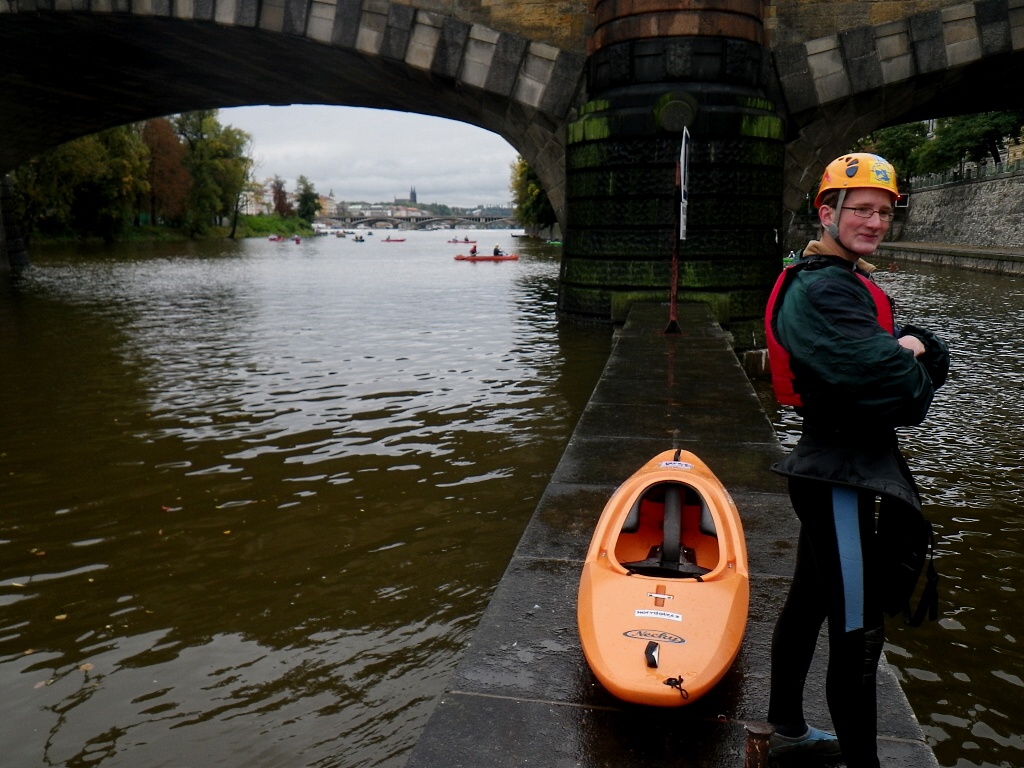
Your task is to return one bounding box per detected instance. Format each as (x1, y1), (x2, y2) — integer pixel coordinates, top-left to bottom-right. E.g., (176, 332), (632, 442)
(769, 725), (842, 757)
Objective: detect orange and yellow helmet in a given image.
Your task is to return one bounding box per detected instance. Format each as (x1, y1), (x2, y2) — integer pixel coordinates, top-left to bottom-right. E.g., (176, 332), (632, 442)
(814, 153), (899, 208)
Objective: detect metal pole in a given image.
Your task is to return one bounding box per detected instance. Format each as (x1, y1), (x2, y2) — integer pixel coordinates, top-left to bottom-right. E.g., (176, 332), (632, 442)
(743, 722), (774, 768)
(664, 159), (682, 334)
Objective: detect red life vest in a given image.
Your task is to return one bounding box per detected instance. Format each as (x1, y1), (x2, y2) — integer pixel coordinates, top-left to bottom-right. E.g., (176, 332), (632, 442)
(764, 259), (895, 407)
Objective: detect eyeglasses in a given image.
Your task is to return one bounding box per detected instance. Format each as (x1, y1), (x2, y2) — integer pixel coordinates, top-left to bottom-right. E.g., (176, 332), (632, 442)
(842, 206), (895, 222)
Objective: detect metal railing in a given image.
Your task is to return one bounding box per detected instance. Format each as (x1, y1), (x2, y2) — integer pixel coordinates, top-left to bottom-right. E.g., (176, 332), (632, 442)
(908, 159), (1024, 190)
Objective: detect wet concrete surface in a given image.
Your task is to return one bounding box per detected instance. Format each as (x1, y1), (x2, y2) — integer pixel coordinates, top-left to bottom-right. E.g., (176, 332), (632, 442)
(405, 302), (938, 768)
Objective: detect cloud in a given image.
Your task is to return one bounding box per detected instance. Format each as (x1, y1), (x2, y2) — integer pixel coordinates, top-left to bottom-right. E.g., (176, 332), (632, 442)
(220, 105), (519, 207)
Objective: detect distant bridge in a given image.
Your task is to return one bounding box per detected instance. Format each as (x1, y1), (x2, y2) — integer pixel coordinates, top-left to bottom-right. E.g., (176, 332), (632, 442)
(338, 214), (517, 229)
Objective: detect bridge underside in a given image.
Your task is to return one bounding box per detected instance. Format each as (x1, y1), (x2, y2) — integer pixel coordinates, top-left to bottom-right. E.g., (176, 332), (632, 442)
(7, 3), (1024, 341)
(0, 13), (573, 214)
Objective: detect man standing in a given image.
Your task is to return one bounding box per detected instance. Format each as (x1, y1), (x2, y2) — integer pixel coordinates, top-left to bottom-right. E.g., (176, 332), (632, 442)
(763, 153), (949, 766)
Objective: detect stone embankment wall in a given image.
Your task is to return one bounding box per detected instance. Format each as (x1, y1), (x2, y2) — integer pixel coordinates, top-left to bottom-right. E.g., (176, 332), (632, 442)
(898, 171), (1024, 248)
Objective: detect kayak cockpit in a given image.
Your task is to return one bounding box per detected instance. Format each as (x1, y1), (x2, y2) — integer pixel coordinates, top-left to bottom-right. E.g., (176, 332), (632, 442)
(616, 481), (719, 579)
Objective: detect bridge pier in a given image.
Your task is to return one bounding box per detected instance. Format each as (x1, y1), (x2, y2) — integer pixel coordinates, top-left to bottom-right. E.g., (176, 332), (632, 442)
(560, 0), (784, 349)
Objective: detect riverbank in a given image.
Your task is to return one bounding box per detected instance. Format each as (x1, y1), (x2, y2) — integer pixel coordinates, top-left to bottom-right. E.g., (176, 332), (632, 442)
(406, 302), (937, 768)
(879, 241), (1024, 275)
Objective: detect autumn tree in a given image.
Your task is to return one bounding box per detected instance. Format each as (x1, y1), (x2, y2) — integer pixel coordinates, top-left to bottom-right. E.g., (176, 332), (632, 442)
(142, 117), (190, 226)
(271, 176), (293, 217)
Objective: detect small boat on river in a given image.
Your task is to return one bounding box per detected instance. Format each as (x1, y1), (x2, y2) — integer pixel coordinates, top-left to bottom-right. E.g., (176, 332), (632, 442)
(448, 238), (477, 244)
(383, 237), (406, 242)
(577, 449), (749, 707)
(454, 253), (519, 262)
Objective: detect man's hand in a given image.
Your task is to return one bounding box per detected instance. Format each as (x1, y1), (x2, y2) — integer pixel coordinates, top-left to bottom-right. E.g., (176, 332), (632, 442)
(898, 335), (926, 357)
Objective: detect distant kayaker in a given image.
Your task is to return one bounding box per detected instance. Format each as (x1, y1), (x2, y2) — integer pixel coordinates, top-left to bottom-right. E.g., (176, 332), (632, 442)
(493, 244), (503, 256)
(469, 245), (477, 256)
(763, 153), (949, 767)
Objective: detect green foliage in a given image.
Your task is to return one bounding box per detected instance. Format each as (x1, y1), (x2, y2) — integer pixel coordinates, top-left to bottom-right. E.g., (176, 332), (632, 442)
(295, 175), (321, 222)
(173, 110), (253, 236)
(236, 214), (312, 238)
(10, 110), (254, 243)
(856, 123), (927, 183)
(11, 124), (150, 242)
(509, 156), (556, 229)
(856, 112), (1024, 181)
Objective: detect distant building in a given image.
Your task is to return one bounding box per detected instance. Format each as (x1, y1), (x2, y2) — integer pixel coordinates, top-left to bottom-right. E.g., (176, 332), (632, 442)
(394, 186), (418, 205)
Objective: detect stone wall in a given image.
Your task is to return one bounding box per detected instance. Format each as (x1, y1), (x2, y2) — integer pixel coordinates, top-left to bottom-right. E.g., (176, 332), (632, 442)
(899, 171), (1024, 248)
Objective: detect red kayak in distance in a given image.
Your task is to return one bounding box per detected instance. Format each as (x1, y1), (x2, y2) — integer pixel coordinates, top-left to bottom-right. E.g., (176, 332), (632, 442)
(448, 238), (477, 244)
(383, 237), (406, 242)
(455, 253), (519, 262)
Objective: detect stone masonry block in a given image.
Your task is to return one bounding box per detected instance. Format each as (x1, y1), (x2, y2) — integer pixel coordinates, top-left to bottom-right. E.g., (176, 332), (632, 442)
(259, 0), (286, 31)
(976, 1), (1011, 55)
(331, 0), (362, 47)
(814, 69), (851, 104)
(283, 0), (309, 35)
(538, 51), (584, 117)
(485, 32), (528, 98)
(514, 72), (546, 108)
(875, 21), (911, 60)
(307, 1), (337, 42)
(1012, 5), (1024, 50)
(840, 26), (883, 92)
(193, 0), (212, 20)
(979, 18), (1011, 55)
(940, 2), (976, 23)
(909, 10), (947, 73)
(214, 0), (233, 23)
(355, 3), (387, 54)
(945, 32), (982, 66)
(460, 37), (496, 89)
(430, 17), (469, 79)
(380, 3), (415, 60)
(773, 43), (817, 114)
(405, 12), (442, 70)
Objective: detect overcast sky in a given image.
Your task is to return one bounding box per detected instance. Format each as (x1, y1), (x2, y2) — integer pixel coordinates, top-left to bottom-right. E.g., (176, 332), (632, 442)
(220, 105), (519, 208)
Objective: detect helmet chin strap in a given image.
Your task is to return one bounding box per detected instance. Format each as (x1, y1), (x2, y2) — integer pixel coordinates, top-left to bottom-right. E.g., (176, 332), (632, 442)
(824, 189), (858, 256)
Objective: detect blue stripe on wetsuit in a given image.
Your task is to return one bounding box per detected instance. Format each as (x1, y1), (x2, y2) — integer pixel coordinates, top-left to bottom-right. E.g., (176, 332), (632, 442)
(832, 486), (864, 632)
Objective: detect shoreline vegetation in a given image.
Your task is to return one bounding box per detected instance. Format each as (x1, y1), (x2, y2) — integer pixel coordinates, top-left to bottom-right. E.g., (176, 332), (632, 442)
(26, 214), (314, 248)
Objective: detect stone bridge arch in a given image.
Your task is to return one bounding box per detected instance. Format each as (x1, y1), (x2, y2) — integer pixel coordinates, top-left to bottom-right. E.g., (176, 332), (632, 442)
(8, 0), (1024, 338)
(0, 3), (586, 225)
(773, 2), (1024, 235)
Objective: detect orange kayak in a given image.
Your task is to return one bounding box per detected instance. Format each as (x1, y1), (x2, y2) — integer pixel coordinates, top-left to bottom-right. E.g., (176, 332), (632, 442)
(577, 449), (749, 706)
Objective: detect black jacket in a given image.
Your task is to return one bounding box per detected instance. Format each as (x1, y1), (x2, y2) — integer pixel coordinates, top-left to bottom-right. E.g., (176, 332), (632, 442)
(772, 250), (949, 509)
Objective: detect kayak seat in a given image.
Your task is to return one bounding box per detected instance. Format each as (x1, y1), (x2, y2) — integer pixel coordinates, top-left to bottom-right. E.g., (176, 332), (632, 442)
(621, 497), (643, 533)
(699, 499), (717, 539)
(619, 482), (711, 579)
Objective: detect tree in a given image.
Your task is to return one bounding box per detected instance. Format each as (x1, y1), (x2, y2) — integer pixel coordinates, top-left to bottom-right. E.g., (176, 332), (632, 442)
(911, 112), (1024, 175)
(172, 110), (253, 236)
(11, 124), (149, 242)
(142, 117), (190, 226)
(295, 175), (321, 222)
(510, 156), (556, 230)
(857, 122), (927, 183)
(271, 176), (293, 217)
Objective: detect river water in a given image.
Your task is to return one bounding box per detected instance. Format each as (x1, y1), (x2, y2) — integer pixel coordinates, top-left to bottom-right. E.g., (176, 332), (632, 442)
(1, 237), (1021, 768)
(0, 232), (612, 768)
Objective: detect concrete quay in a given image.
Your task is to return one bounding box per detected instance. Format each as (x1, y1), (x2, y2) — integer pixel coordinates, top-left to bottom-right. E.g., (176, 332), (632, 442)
(406, 302), (938, 768)
(878, 241), (1024, 275)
